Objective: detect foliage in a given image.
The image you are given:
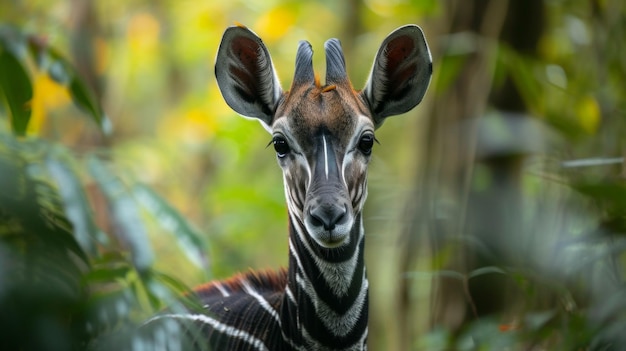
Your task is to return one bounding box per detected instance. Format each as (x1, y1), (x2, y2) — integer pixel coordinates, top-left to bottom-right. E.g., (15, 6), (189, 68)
(0, 25), (208, 349)
(404, 0), (626, 349)
(0, 25), (109, 135)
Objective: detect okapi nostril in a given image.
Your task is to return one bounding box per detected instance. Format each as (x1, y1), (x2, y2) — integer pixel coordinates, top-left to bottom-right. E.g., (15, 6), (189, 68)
(309, 211), (324, 228)
(310, 204), (347, 231)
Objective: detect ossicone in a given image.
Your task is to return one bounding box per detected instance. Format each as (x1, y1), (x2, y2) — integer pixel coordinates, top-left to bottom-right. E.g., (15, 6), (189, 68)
(324, 38), (348, 85)
(293, 40), (315, 86)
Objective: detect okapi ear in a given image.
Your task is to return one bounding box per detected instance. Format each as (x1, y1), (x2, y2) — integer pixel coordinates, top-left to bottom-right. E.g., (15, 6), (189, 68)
(361, 25), (432, 128)
(215, 25), (282, 131)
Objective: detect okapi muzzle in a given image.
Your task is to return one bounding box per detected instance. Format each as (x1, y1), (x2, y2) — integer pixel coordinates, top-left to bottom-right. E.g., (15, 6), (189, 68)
(303, 131), (353, 247)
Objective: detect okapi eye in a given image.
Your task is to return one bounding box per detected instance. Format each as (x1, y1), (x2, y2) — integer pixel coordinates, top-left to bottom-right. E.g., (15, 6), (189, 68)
(358, 134), (375, 155)
(273, 136), (291, 158)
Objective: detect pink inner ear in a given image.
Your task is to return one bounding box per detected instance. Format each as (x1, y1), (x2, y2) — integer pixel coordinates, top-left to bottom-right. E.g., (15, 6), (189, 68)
(231, 36), (259, 69)
(385, 35), (414, 65)
(385, 36), (417, 90)
(228, 37), (261, 99)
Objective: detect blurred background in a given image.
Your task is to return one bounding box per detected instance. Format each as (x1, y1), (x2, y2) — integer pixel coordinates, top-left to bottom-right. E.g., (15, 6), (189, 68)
(1, 0), (625, 350)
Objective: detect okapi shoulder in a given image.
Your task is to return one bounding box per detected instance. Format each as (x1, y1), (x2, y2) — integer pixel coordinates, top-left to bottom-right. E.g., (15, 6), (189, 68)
(193, 268), (288, 299)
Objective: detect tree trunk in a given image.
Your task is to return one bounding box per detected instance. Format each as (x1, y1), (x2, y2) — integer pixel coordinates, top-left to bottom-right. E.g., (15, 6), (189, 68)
(398, 0), (546, 345)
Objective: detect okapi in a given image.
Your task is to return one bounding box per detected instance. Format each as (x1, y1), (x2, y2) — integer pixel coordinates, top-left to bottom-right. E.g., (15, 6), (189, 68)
(148, 24), (431, 351)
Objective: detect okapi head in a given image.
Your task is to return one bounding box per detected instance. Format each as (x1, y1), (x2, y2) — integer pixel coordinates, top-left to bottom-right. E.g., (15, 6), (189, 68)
(215, 24), (431, 249)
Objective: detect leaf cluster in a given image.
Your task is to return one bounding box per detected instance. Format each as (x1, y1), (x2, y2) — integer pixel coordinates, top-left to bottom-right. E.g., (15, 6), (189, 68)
(0, 25), (208, 350)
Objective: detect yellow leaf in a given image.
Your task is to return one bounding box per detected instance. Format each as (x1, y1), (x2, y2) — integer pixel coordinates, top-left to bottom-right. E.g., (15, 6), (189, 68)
(28, 73), (71, 135)
(158, 106), (216, 144)
(254, 6), (296, 43)
(576, 95), (601, 134)
(95, 37), (111, 75)
(127, 12), (161, 53)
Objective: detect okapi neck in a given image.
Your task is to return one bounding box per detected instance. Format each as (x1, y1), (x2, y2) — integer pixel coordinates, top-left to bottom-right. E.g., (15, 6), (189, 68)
(280, 212), (369, 347)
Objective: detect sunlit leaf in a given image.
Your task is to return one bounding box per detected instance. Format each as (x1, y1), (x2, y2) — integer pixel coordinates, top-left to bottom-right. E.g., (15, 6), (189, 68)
(28, 36), (72, 85)
(133, 183), (209, 271)
(69, 72), (112, 135)
(151, 271), (193, 294)
(468, 266), (507, 280)
(574, 182), (626, 210)
(86, 286), (135, 330)
(576, 95), (601, 134)
(84, 265), (132, 285)
(46, 147), (104, 257)
(30, 38), (112, 135)
(499, 45), (542, 111)
(434, 53), (467, 94)
(0, 41), (32, 135)
(254, 5), (297, 43)
(88, 156), (154, 272)
(1, 25), (111, 135)
(0, 134), (89, 264)
(127, 12), (161, 53)
(0, 133), (91, 349)
(524, 310), (557, 332)
(129, 312), (210, 351)
(27, 73), (72, 134)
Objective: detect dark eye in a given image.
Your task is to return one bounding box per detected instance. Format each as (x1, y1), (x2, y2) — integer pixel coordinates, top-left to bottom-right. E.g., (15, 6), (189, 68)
(358, 134), (375, 155)
(273, 136), (291, 158)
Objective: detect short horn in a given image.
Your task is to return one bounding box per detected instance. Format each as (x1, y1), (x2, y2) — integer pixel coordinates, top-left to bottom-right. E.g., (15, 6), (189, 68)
(324, 38), (347, 84)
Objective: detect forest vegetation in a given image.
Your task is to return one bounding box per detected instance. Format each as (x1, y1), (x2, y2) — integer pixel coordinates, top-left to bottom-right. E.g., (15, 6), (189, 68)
(1, 0), (625, 349)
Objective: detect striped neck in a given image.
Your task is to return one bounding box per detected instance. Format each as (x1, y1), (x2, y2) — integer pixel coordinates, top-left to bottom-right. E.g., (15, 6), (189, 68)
(280, 209), (369, 350)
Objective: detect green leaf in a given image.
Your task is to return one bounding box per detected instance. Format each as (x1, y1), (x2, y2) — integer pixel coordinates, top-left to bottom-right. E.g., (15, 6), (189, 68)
(88, 156), (154, 272)
(0, 25), (111, 135)
(468, 266), (507, 280)
(435, 53), (467, 94)
(0, 42), (32, 136)
(46, 147), (106, 257)
(133, 183), (209, 270)
(86, 286), (135, 329)
(524, 310), (557, 332)
(84, 264), (133, 285)
(68, 69), (113, 135)
(28, 40), (72, 86)
(574, 182), (626, 210)
(150, 271), (193, 295)
(148, 271), (204, 311)
(26, 34), (113, 135)
(0, 134), (89, 264)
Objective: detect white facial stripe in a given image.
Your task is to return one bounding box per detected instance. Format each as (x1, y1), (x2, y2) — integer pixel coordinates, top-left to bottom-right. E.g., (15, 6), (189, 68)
(322, 134), (329, 180)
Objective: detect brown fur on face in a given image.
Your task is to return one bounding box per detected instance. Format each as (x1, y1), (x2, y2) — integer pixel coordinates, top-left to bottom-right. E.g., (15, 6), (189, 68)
(274, 82), (372, 153)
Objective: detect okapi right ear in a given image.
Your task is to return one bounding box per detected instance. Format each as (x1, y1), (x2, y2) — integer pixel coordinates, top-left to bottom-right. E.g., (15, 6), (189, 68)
(361, 25), (432, 128)
(215, 25), (283, 131)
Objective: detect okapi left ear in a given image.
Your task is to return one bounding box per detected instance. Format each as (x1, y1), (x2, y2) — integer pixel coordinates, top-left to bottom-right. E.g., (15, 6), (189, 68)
(361, 25), (432, 128)
(215, 25), (283, 131)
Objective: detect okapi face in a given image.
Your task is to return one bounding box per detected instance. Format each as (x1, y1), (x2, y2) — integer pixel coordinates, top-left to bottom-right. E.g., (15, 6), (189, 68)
(215, 24), (432, 249)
